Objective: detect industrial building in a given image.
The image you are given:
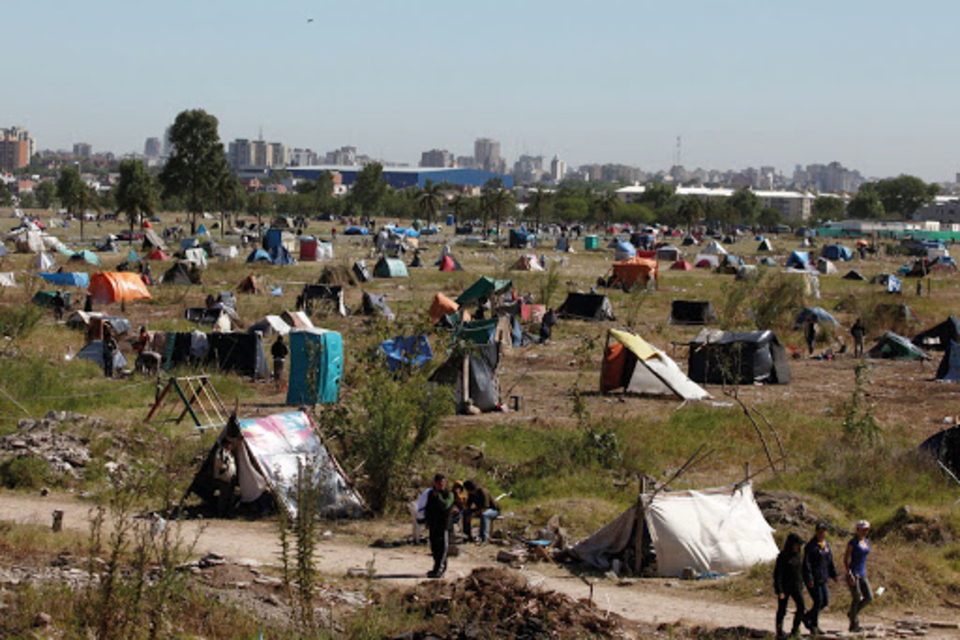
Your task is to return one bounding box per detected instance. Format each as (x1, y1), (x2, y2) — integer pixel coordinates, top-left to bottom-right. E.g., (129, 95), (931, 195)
(286, 165), (514, 190)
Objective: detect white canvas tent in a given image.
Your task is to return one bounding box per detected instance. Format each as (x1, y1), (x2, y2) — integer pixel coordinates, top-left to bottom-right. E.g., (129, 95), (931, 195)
(317, 242), (334, 261)
(572, 482), (777, 577)
(249, 315), (291, 338)
(36, 252), (55, 271)
(817, 257), (837, 275)
(601, 329), (709, 401)
(701, 240), (728, 255)
(182, 247), (208, 269)
(511, 254), (544, 272)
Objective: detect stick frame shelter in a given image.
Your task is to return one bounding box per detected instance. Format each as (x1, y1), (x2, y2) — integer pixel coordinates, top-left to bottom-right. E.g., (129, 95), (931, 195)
(145, 375), (229, 430)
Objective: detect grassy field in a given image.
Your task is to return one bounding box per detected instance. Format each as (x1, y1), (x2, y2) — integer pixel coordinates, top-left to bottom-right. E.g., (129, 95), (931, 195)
(2, 205), (960, 626)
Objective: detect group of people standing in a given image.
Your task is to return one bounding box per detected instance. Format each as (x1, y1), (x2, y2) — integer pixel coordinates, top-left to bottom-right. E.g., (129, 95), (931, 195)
(774, 520), (873, 638)
(417, 474), (501, 578)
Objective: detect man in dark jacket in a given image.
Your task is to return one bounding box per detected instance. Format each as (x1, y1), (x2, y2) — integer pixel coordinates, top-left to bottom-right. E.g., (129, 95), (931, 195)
(802, 523), (838, 634)
(463, 480), (500, 544)
(774, 532), (807, 639)
(424, 474), (454, 578)
(271, 335), (289, 383)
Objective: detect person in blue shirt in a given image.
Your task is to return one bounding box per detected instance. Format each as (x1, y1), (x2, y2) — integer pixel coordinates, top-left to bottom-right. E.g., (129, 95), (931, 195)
(844, 520), (873, 633)
(802, 523), (838, 635)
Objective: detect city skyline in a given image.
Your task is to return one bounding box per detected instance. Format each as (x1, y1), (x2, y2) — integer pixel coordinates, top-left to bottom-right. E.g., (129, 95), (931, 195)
(4, 0), (959, 181)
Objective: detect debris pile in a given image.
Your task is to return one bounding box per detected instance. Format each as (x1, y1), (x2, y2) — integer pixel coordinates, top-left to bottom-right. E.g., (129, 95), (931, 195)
(0, 412), (99, 479)
(755, 491), (821, 528)
(396, 567), (624, 639)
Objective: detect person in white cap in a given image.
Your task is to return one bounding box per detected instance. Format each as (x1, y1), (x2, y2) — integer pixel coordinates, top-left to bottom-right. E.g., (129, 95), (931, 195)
(843, 520), (872, 632)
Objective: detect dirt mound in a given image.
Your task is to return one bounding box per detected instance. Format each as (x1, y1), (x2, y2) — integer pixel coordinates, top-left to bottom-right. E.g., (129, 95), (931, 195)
(318, 265), (357, 287)
(874, 505), (955, 545)
(394, 567), (625, 639)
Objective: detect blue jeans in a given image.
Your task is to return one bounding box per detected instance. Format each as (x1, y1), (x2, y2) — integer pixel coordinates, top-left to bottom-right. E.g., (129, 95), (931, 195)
(806, 582), (829, 629)
(466, 508), (499, 542)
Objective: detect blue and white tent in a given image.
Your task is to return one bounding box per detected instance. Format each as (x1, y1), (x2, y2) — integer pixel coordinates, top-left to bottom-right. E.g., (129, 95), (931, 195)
(37, 272), (90, 288)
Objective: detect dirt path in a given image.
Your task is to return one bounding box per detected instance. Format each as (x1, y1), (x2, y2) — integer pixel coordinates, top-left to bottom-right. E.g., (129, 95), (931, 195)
(2, 492), (957, 637)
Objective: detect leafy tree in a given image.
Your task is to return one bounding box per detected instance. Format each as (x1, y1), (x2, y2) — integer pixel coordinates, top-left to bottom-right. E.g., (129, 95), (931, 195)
(618, 202), (655, 226)
(526, 186), (553, 232)
(35, 181), (56, 209)
(57, 167), (86, 238)
(758, 207), (783, 229)
(416, 180), (442, 227)
(594, 191), (619, 231)
(115, 159), (159, 245)
(20, 193), (36, 209)
(847, 190), (885, 219)
(76, 185), (102, 239)
(481, 186), (513, 237)
(729, 188), (762, 226)
(638, 182), (676, 209)
(676, 196), (705, 232)
(349, 163), (387, 215)
(159, 109), (230, 234)
(811, 196), (846, 225)
(870, 175), (939, 218)
(0, 184), (12, 207)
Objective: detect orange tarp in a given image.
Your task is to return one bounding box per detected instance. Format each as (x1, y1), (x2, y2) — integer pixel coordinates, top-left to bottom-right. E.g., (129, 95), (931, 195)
(429, 293), (460, 323)
(612, 256), (659, 289)
(89, 272), (152, 304)
(601, 342), (628, 391)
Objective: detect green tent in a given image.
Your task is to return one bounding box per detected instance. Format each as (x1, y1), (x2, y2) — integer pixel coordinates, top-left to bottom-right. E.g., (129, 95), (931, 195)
(455, 317), (506, 345)
(867, 332), (930, 361)
(456, 277), (512, 306)
(373, 257), (408, 278)
(32, 290), (71, 308)
(759, 257), (778, 267)
(62, 249), (101, 266)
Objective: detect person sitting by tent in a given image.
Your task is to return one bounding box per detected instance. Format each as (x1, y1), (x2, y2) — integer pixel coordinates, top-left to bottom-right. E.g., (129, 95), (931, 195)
(425, 474), (454, 578)
(851, 318), (866, 358)
(804, 315), (818, 357)
(102, 328), (119, 378)
(540, 308), (557, 343)
(463, 480), (500, 544)
(50, 291), (66, 322)
(271, 334), (289, 383)
(450, 480), (468, 539)
(213, 418), (241, 516)
(774, 532), (808, 640)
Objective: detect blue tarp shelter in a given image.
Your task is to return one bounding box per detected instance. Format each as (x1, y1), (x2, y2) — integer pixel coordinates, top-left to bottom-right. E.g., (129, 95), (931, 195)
(344, 226), (369, 236)
(246, 249), (272, 263)
(197, 224), (208, 235)
(180, 238), (199, 251)
(379, 335), (433, 371)
(509, 229), (535, 249)
(286, 329), (343, 405)
(823, 245), (853, 261)
(614, 241), (637, 261)
(37, 272), (90, 288)
(269, 245), (294, 266)
(786, 251), (810, 269)
(794, 306), (841, 329)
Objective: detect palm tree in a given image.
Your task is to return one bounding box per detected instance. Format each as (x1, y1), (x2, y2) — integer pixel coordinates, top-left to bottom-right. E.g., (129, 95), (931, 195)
(449, 194), (466, 227)
(76, 185), (102, 242)
(416, 180), (443, 228)
(485, 188), (513, 240)
(527, 186), (553, 233)
(595, 191), (619, 234)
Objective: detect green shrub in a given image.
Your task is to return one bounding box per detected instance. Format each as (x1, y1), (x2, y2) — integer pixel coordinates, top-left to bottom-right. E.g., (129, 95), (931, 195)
(0, 304), (43, 341)
(0, 456), (48, 489)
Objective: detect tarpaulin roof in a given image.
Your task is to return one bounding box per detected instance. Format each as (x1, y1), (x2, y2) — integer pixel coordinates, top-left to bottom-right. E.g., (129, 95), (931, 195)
(380, 335), (433, 371)
(602, 329), (710, 401)
(823, 244), (854, 261)
(914, 315), (960, 352)
(246, 248), (272, 263)
(612, 256), (658, 289)
(786, 251), (810, 269)
(794, 306), (841, 329)
(148, 248), (169, 260)
(65, 249), (101, 266)
(287, 329), (343, 405)
(558, 293), (615, 321)
(670, 259), (693, 271)
(373, 256), (408, 278)
(38, 272), (90, 288)
(430, 293), (459, 323)
(456, 277), (512, 305)
(868, 332), (931, 361)
(89, 272), (152, 303)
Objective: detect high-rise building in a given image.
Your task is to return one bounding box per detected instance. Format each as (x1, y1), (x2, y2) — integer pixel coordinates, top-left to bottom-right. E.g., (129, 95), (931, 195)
(289, 148), (318, 166)
(513, 155), (544, 183)
(162, 126), (173, 157)
(550, 155), (567, 182)
(420, 149), (454, 168)
(144, 137), (162, 158)
(228, 139), (287, 170)
(325, 146), (358, 165)
(0, 127), (34, 171)
(474, 137), (502, 173)
(73, 143), (92, 159)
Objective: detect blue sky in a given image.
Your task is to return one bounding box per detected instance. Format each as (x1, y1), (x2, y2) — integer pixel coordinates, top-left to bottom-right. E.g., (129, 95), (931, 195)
(6, 0), (958, 180)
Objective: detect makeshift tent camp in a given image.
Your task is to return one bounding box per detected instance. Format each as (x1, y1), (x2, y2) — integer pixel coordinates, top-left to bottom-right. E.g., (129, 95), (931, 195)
(914, 316), (960, 352)
(614, 241), (637, 261)
(571, 482), (777, 577)
(286, 329), (343, 405)
(844, 269), (868, 281)
(867, 333), (930, 361)
(298, 285), (348, 317)
(373, 256), (408, 278)
(237, 274), (263, 294)
(161, 262), (201, 285)
(38, 272), (90, 288)
(248, 315), (290, 338)
(921, 423), (960, 475)
(758, 257), (778, 267)
(66, 311), (131, 336)
(456, 277), (512, 306)
(757, 238), (773, 252)
(702, 240), (727, 255)
(670, 259), (694, 271)
(147, 249), (169, 261)
(823, 244), (853, 261)
(601, 329), (710, 401)
(511, 254), (544, 272)
(611, 257), (658, 290)
(182, 247), (208, 269)
(935, 341), (960, 381)
(454, 316), (512, 346)
(438, 253), (464, 272)
(32, 291), (71, 309)
(817, 258), (838, 275)
(246, 248), (272, 264)
(508, 229), (535, 249)
(688, 329), (791, 385)
(89, 272), (152, 303)
(429, 343), (501, 413)
(269, 245), (294, 266)
(786, 251), (811, 269)
(36, 252), (55, 271)
(343, 226), (369, 236)
(359, 292), (395, 320)
(670, 301), (715, 325)
(681, 236), (699, 246)
(558, 293), (615, 321)
(187, 411), (365, 519)
(429, 293), (460, 323)
(656, 246), (682, 262)
(205, 332), (269, 378)
(794, 306), (841, 329)
(77, 340), (128, 371)
(142, 228), (167, 251)
(67, 250), (101, 266)
(694, 254), (720, 268)
(379, 335), (432, 371)
(352, 260), (373, 283)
